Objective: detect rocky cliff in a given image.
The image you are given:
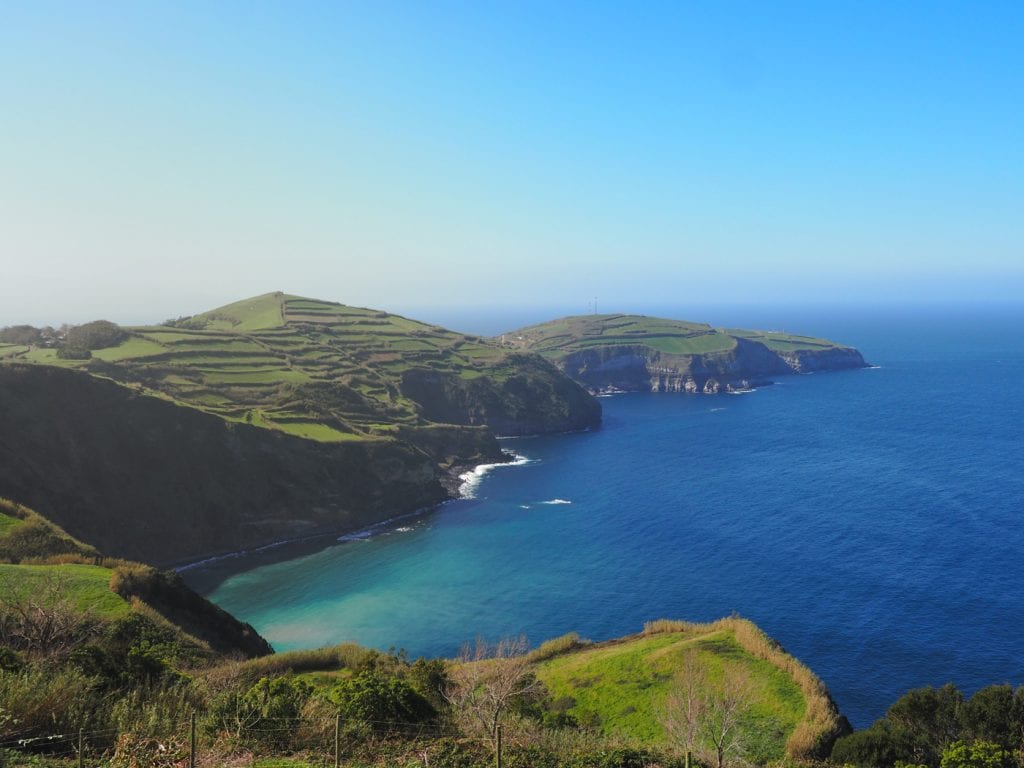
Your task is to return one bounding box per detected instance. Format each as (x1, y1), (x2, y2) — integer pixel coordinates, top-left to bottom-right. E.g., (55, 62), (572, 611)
(0, 364), (495, 566)
(400, 353), (601, 435)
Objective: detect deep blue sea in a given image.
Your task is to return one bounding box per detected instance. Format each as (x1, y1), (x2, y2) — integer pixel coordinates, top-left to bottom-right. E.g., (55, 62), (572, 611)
(187, 305), (1024, 728)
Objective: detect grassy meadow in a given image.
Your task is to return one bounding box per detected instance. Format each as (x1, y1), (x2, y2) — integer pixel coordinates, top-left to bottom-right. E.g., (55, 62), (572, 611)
(505, 313), (845, 361)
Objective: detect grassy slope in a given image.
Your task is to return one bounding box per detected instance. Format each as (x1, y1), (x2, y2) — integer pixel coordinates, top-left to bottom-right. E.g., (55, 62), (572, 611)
(1, 292), (527, 443)
(535, 619), (843, 761)
(504, 313), (845, 359)
(0, 563), (130, 619)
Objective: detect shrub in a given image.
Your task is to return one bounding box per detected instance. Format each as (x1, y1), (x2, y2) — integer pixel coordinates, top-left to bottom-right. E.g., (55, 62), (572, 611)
(65, 320), (126, 351)
(329, 667), (436, 732)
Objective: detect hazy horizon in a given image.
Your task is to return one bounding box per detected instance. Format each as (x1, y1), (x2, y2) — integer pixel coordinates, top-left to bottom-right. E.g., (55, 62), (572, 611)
(2, 3), (1021, 325)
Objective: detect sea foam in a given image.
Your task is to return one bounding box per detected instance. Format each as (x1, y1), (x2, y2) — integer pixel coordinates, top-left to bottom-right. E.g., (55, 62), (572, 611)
(458, 453), (532, 499)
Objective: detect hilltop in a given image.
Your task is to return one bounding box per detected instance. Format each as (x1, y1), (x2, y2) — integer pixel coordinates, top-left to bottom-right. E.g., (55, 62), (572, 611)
(502, 313), (867, 394)
(2, 292), (599, 442)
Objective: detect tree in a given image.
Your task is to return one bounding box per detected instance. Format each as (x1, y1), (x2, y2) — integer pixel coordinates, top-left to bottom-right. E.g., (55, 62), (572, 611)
(940, 740), (1014, 768)
(0, 572), (101, 659)
(961, 686), (1016, 749)
(888, 684), (964, 766)
(661, 653), (753, 768)
(443, 636), (542, 748)
(662, 651), (705, 754)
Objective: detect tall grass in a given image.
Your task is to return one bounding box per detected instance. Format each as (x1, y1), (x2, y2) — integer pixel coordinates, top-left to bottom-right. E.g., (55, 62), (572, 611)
(643, 616), (846, 759)
(526, 632), (590, 663)
(202, 644), (369, 692)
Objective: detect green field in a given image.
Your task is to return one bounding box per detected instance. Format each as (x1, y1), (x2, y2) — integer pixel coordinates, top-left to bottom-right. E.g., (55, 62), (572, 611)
(534, 618), (841, 762)
(0, 563), (129, 619)
(0, 509), (24, 535)
(537, 628), (801, 759)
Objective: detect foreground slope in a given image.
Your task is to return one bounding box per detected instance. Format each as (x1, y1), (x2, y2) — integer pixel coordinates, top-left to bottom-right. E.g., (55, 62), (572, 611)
(503, 314), (867, 393)
(534, 618), (848, 761)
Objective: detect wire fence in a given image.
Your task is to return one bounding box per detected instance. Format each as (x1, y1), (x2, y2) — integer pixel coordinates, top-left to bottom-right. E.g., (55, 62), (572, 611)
(0, 715), (507, 767)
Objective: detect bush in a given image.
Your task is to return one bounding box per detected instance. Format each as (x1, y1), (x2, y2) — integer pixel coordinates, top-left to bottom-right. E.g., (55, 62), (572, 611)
(329, 667), (435, 732)
(55, 345), (91, 360)
(831, 725), (910, 768)
(206, 676), (312, 752)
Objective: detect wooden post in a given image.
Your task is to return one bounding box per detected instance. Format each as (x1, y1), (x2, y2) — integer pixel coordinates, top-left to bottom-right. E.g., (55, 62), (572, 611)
(334, 713), (341, 768)
(495, 723), (502, 768)
(78, 728), (84, 768)
(189, 712), (196, 768)
(686, 750), (692, 768)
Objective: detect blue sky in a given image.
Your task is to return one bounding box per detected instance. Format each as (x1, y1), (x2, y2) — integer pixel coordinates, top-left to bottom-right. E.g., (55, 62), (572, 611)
(1, 1), (1021, 325)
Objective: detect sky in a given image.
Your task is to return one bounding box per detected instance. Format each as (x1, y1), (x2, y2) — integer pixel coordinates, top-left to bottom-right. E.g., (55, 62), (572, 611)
(1, 1), (1022, 326)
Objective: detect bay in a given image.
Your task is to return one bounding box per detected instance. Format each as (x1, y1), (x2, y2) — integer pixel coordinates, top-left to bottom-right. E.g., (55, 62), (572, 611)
(191, 305), (1024, 727)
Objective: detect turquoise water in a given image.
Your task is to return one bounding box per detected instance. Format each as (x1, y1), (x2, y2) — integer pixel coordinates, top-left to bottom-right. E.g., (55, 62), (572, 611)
(191, 306), (1024, 727)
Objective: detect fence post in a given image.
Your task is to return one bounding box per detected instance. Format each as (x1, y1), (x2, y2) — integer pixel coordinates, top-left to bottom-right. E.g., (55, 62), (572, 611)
(190, 712), (196, 768)
(78, 728), (84, 768)
(334, 713), (341, 768)
(495, 723), (502, 768)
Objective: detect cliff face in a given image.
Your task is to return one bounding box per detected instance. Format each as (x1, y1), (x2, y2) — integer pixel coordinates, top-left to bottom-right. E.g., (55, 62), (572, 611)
(0, 365), (493, 566)
(556, 338), (866, 394)
(400, 353), (602, 436)
(777, 346), (867, 373)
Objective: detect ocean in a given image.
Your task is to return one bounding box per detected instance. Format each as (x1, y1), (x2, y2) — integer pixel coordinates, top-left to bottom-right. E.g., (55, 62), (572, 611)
(186, 304), (1024, 728)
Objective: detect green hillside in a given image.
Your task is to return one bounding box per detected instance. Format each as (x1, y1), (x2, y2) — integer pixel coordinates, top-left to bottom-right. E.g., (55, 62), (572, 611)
(535, 618), (845, 762)
(2, 292), (598, 444)
(0, 497), (271, 659)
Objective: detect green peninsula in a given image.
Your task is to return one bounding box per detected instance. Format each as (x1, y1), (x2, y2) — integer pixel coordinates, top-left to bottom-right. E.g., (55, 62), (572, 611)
(502, 313), (867, 393)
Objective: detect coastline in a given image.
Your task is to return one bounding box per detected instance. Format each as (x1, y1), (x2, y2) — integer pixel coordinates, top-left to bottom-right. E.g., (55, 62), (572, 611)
(175, 448), (529, 590)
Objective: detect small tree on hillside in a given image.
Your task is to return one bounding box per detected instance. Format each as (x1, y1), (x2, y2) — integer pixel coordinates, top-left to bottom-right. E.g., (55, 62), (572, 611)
(661, 653), (754, 768)
(443, 636), (542, 748)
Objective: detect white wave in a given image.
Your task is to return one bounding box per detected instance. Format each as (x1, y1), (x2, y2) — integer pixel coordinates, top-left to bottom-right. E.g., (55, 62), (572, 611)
(710, 407), (726, 412)
(518, 504), (532, 510)
(540, 498), (572, 505)
(337, 530), (373, 542)
(395, 526), (413, 532)
(458, 453), (532, 498)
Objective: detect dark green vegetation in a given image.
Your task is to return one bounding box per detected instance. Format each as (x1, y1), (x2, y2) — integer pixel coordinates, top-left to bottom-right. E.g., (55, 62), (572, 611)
(831, 683), (1024, 768)
(503, 314), (866, 393)
(0, 293), (600, 565)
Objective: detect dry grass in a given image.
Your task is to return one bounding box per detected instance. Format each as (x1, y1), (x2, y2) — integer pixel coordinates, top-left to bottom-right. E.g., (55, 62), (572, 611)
(526, 631), (590, 663)
(201, 643), (370, 691)
(643, 616), (845, 759)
